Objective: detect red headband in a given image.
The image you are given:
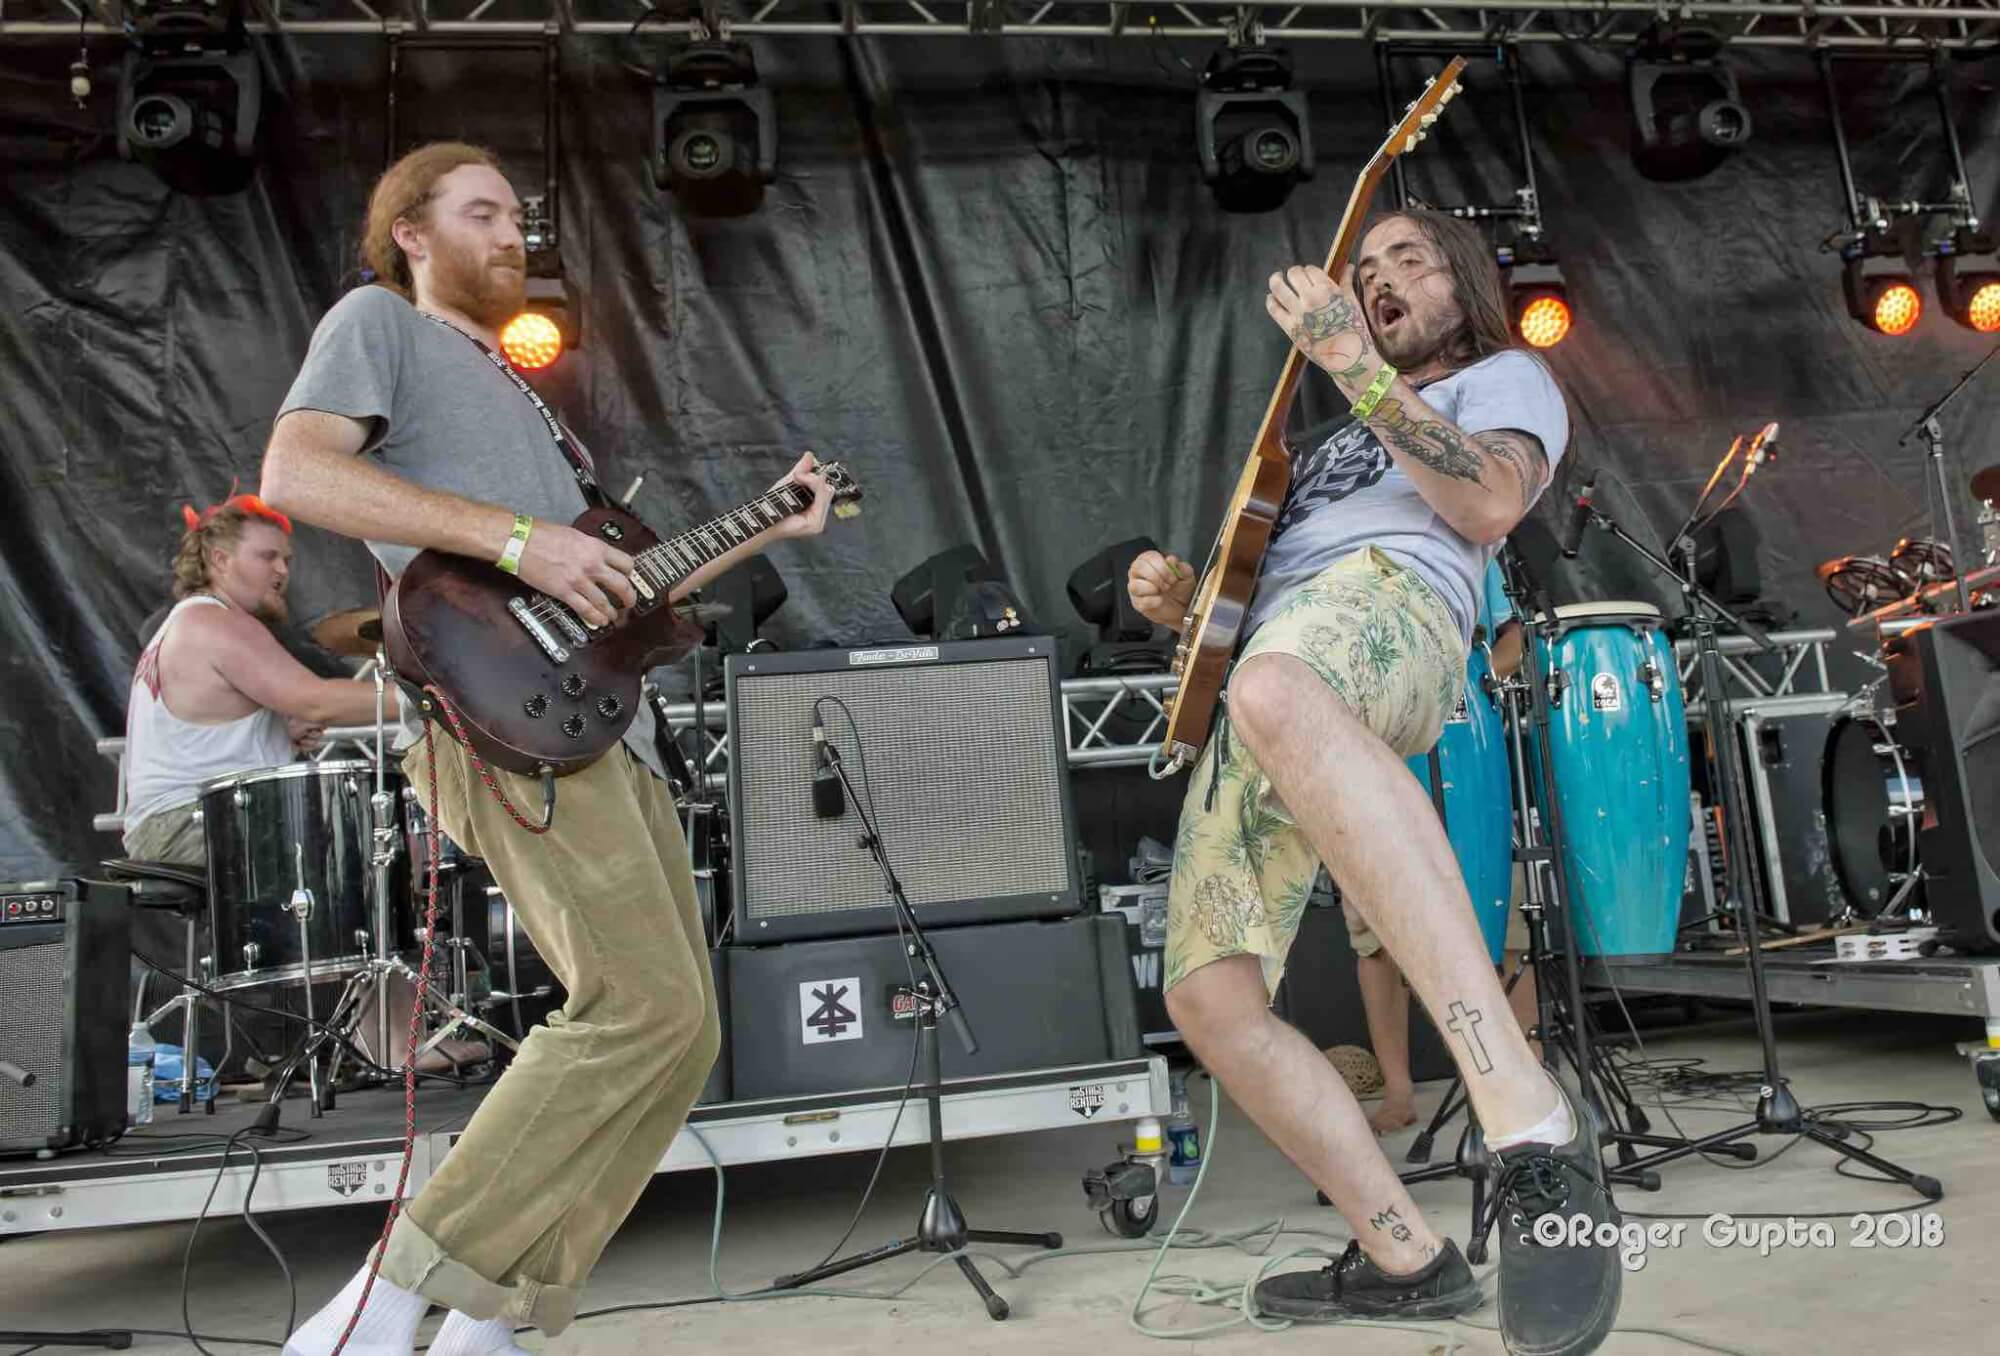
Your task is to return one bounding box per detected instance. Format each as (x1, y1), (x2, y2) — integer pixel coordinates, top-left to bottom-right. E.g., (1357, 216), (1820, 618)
(182, 491), (293, 536)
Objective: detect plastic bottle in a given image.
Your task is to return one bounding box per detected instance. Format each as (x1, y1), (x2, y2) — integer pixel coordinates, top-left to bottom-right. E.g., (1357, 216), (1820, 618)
(126, 1020), (157, 1127)
(1165, 1071), (1201, 1186)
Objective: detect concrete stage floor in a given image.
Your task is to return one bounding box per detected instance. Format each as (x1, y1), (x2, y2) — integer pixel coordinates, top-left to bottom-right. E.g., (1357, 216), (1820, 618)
(5, 1006), (1993, 1354)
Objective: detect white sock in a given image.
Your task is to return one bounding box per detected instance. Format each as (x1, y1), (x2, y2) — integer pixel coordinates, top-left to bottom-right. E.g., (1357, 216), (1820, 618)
(1487, 1071), (1577, 1152)
(427, 1311), (531, 1356)
(282, 1263), (431, 1356)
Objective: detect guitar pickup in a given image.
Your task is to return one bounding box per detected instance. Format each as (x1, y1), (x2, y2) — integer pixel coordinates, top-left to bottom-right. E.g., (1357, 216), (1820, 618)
(508, 596), (572, 664)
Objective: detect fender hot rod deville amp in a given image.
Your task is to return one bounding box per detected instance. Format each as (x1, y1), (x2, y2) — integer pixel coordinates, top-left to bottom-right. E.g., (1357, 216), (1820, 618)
(1, 879), (131, 1155)
(726, 637), (1083, 942)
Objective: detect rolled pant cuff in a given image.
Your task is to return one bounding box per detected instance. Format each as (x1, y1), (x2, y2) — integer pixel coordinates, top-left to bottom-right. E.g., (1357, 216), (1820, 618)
(378, 1213), (583, 1335)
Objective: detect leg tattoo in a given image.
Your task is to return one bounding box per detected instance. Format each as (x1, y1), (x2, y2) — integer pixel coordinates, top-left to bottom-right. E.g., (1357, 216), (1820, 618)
(1445, 1001), (1494, 1075)
(1368, 1205), (1416, 1244)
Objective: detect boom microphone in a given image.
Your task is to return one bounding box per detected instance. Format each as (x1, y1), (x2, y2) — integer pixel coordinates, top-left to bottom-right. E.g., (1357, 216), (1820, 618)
(1560, 475), (1598, 559)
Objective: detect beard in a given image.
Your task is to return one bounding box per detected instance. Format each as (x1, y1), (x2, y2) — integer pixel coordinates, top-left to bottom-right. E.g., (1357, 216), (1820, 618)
(1372, 308), (1463, 371)
(251, 591), (290, 626)
(429, 235), (527, 331)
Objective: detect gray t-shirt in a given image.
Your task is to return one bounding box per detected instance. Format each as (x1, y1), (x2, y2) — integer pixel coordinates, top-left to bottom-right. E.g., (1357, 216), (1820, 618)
(1244, 349), (1568, 646)
(277, 285), (664, 777)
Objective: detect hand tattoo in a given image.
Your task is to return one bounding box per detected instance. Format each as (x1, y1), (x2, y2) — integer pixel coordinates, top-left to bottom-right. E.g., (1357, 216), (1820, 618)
(1287, 296), (1375, 383)
(1370, 399), (1487, 484)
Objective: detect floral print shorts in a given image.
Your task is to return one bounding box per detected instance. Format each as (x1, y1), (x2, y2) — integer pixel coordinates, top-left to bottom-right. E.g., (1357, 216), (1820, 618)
(1163, 547), (1464, 999)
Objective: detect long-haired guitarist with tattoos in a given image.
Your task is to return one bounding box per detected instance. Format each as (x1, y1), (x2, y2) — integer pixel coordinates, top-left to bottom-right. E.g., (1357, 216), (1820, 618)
(259, 143), (833, 1356)
(1130, 211), (1622, 1356)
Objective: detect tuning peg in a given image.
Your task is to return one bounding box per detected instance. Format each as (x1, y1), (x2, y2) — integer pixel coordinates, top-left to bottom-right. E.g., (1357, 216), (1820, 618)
(1417, 130), (1428, 143)
(1421, 112), (1437, 126)
(1404, 135), (1417, 153)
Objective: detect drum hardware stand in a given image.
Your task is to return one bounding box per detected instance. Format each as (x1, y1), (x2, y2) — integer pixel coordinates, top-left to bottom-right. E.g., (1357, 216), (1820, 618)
(1898, 341), (1999, 616)
(145, 905), (219, 1115)
(770, 732), (1061, 1319)
(1570, 476), (1943, 1199)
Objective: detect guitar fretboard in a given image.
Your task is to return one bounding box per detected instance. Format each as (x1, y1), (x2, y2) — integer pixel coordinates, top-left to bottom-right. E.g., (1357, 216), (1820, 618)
(631, 483), (812, 595)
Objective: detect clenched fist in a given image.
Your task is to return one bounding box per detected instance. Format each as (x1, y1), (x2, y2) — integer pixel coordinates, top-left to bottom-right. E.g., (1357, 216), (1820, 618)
(1127, 550), (1196, 630)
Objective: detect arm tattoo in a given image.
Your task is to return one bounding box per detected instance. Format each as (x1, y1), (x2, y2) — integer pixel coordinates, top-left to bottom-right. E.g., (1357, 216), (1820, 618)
(1473, 430), (1550, 510)
(1369, 398), (1487, 483)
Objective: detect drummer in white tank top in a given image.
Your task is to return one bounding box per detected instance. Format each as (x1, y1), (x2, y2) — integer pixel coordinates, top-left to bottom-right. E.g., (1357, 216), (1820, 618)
(122, 496), (400, 864)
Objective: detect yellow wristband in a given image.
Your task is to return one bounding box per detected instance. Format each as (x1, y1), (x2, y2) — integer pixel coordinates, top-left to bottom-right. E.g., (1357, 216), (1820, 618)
(497, 513), (533, 575)
(1349, 361), (1398, 420)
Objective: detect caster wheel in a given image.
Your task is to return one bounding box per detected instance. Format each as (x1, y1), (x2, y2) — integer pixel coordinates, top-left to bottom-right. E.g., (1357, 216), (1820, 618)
(986, 1294), (1010, 1320)
(1467, 1238), (1489, 1266)
(1101, 1194), (1158, 1239)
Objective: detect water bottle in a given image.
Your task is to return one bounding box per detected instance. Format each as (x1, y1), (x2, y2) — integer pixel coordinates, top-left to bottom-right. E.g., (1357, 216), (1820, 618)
(1165, 1071), (1201, 1186)
(126, 1021), (157, 1127)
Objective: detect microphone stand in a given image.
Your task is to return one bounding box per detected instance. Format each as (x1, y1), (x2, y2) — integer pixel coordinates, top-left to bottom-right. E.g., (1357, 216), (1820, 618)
(769, 736), (1061, 1319)
(1896, 342), (2000, 616)
(1567, 460), (1941, 1198)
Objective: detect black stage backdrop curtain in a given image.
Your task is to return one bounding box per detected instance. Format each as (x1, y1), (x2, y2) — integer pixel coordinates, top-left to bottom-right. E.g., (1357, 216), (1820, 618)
(3, 35), (1998, 878)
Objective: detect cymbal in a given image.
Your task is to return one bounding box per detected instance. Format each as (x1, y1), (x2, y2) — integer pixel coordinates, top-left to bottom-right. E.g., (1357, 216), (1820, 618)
(1972, 465), (2000, 501)
(310, 607), (384, 659)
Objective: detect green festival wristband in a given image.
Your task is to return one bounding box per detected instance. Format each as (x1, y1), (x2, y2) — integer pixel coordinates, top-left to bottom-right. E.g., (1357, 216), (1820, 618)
(497, 513), (533, 575)
(1349, 362), (1398, 420)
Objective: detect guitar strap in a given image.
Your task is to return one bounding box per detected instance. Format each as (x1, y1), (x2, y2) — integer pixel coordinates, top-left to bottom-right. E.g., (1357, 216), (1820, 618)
(422, 311), (610, 509)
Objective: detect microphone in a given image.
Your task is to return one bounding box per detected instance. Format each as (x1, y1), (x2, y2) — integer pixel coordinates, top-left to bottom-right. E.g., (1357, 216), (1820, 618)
(812, 714), (845, 819)
(1560, 475), (1598, 559)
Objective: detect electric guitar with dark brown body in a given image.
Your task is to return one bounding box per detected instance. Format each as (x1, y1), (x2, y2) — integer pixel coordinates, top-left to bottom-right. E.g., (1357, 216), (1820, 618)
(385, 465), (862, 778)
(1159, 62), (1467, 774)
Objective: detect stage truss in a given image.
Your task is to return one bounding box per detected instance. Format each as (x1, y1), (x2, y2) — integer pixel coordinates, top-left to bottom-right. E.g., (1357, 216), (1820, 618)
(5, 0), (2000, 51)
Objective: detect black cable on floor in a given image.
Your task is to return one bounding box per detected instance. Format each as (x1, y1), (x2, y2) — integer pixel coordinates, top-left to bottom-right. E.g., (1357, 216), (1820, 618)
(178, 1129), (295, 1356)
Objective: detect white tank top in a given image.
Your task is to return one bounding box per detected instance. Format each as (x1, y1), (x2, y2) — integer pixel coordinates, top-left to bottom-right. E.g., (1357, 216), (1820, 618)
(124, 596), (297, 831)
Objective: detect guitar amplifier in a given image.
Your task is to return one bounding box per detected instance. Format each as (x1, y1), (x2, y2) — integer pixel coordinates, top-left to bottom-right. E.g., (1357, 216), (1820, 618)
(725, 637), (1083, 942)
(1, 879), (131, 1156)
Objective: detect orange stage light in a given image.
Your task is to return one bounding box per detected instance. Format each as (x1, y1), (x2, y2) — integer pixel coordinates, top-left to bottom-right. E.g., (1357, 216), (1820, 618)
(501, 312), (564, 371)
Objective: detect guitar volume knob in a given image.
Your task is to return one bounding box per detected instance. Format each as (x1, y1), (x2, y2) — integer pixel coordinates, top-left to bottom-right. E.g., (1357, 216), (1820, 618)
(561, 714), (587, 739)
(561, 673), (586, 699)
(523, 694), (550, 719)
(596, 695), (623, 720)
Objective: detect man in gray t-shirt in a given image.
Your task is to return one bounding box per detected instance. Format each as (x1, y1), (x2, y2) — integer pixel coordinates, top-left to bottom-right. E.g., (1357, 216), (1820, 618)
(1128, 212), (1622, 1356)
(260, 144), (833, 1354)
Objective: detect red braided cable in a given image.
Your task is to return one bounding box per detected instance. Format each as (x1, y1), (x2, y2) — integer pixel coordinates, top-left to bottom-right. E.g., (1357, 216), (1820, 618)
(326, 685), (547, 1354)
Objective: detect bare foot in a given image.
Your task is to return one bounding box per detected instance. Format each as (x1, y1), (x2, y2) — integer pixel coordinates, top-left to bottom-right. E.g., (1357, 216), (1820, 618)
(1368, 1091), (1418, 1136)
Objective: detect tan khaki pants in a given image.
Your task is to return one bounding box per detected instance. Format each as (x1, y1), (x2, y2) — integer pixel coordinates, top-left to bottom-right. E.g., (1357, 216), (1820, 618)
(381, 734), (720, 1334)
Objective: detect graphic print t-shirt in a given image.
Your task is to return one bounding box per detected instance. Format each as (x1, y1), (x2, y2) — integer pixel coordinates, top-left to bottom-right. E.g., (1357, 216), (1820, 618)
(1243, 349), (1568, 646)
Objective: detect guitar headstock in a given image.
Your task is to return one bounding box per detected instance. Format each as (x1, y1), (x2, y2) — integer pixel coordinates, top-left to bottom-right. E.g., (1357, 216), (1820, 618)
(1371, 57), (1467, 170)
(810, 457), (865, 520)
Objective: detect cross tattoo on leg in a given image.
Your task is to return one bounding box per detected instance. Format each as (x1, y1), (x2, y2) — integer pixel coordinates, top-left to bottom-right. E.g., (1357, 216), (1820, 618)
(1446, 1001), (1494, 1075)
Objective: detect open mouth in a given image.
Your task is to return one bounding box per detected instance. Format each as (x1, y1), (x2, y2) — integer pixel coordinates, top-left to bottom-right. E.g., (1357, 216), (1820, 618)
(1376, 297), (1408, 330)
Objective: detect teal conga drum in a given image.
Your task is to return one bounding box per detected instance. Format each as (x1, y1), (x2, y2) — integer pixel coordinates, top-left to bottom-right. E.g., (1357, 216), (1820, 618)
(1408, 645), (1514, 964)
(1537, 602), (1691, 959)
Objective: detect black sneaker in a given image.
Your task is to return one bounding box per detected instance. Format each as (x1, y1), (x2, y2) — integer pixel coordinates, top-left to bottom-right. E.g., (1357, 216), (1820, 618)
(1492, 1072), (1622, 1356)
(1254, 1238), (1483, 1322)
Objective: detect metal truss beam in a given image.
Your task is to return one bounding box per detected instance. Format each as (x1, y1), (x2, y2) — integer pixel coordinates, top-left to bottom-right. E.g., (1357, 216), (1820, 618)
(7, 0), (2000, 50)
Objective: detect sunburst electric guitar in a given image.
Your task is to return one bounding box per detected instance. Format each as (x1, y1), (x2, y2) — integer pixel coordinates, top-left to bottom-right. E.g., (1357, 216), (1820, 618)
(1157, 60), (1467, 774)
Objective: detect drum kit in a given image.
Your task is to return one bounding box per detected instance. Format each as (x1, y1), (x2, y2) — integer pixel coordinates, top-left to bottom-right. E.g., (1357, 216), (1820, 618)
(192, 611), (566, 1114)
(1806, 460), (2000, 929)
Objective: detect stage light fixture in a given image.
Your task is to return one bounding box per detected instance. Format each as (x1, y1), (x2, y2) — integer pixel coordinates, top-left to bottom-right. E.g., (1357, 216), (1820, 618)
(1195, 45), (1314, 215)
(1843, 249), (1923, 337)
(652, 40), (777, 219)
(1501, 248), (1572, 349)
(1625, 25), (1752, 183)
(1936, 230), (2000, 334)
(116, 2), (263, 196)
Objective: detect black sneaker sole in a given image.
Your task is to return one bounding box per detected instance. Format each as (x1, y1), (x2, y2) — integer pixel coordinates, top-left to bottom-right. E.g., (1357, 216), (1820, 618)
(1256, 1279), (1486, 1323)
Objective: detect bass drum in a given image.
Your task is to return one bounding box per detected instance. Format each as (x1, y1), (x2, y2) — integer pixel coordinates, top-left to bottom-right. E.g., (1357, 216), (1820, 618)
(1821, 712), (1924, 916)
(1406, 644), (1514, 964)
(1537, 603), (1692, 959)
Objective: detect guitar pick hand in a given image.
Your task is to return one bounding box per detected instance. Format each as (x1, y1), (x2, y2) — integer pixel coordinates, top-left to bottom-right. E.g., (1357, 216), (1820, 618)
(517, 521), (639, 628)
(1128, 549), (1196, 630)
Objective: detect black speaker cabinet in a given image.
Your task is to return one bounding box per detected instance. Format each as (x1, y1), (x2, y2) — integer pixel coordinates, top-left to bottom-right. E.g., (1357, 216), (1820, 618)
(725, 637), (1083, 942)
(1, 879), (132, 1155)
(1886, 612), (2000, 952)
(726, 913), (1140, 1100)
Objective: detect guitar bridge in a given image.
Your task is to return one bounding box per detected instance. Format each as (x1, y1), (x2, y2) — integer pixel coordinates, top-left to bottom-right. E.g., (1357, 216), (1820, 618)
(508, 596), (572, 664)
